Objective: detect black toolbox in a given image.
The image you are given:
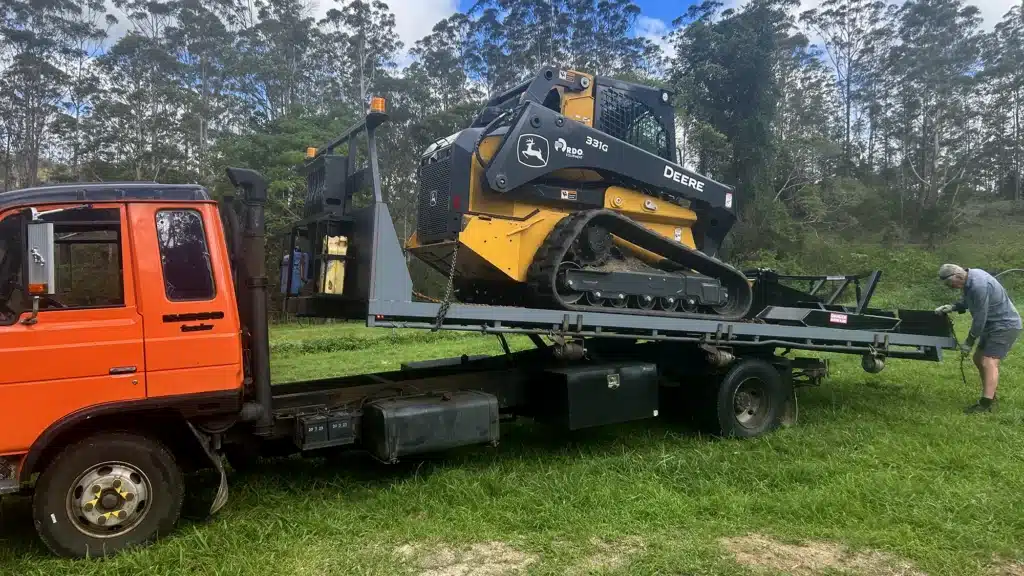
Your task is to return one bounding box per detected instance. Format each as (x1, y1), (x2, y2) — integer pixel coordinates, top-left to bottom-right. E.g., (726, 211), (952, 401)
(362, 390), (500, 463)
(531, 362), (660, 430)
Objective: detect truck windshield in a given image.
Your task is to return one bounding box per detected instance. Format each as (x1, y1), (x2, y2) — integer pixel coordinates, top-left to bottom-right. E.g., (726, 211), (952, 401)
(0, 211), (25, 323)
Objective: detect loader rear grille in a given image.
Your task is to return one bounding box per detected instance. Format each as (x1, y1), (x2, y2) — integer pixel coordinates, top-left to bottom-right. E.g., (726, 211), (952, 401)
(416, 153), (454, 241)
(597, 87), (670, 160)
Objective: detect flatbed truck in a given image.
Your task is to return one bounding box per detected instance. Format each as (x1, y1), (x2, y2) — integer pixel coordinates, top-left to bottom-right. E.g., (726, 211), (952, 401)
(0, 108), (955, 558)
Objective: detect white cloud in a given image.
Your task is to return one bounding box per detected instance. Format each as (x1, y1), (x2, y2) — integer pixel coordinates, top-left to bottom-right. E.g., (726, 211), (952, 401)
(309, 0), (459, 54)
(636, 15), (672, 59)
(972, 0), (1021, 29)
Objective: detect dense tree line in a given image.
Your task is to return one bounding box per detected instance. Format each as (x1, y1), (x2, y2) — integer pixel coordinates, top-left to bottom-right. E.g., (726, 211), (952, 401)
(1, 0), (1022, 267)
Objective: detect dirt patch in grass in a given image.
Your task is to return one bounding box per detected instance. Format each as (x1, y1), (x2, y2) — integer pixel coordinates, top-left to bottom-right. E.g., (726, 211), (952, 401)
(991, 559), (1024, 575)
(394, 541), (536, 576)
(720, 533), (926, 576)
(567, 536), (647, 574)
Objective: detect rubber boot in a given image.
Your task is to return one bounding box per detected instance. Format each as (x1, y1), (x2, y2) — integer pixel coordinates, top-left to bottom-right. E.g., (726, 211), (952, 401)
(964, 396), (995, 414)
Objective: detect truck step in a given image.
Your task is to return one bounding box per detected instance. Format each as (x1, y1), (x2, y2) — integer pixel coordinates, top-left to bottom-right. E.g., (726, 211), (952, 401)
(0, 479), (20, 495)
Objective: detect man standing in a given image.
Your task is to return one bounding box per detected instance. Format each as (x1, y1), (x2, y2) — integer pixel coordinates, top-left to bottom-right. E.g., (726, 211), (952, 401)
(935, 264), (1022, 413)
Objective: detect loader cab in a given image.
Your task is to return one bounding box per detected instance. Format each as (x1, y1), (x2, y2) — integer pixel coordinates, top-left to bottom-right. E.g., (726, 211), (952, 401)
(470, 67), (677, 162)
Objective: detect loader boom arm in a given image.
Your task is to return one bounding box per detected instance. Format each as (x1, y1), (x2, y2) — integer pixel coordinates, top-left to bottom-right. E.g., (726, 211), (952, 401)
(481, 101), (738, 256)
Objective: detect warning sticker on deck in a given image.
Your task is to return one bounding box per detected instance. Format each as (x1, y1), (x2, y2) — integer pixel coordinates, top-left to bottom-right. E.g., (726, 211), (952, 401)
(829, 312), (848, 325)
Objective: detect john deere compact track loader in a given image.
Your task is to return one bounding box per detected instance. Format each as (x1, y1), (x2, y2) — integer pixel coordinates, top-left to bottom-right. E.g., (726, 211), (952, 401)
(406, 67), (752, 320)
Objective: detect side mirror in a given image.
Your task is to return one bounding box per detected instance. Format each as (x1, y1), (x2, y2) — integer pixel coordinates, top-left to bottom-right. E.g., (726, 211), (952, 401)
(26, 221), (55, 295)
(21, 220), (55, 325)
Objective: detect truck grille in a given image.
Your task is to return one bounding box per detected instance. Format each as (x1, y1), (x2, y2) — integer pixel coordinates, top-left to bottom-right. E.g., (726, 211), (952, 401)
(416, 153), (453, 241)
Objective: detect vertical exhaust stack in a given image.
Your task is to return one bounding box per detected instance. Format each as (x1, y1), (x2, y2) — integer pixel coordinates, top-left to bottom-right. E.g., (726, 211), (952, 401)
(226, 168), (273, 433)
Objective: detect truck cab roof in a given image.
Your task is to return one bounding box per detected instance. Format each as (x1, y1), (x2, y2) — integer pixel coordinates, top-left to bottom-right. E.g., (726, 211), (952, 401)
(0, 182), (212, 211)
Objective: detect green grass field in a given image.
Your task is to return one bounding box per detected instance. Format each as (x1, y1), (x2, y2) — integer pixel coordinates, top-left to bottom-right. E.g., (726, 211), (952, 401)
(2, 316), (1023, 576)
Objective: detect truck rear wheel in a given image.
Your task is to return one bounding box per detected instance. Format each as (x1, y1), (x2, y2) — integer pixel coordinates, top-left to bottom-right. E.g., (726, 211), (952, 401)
(712, 358), (788, 438)
(32, 432), (184, 558)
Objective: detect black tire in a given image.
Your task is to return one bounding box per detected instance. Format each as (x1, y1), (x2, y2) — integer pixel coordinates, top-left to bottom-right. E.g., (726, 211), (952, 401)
(712, 359), (789, 438)
(32, 432), (184, 558)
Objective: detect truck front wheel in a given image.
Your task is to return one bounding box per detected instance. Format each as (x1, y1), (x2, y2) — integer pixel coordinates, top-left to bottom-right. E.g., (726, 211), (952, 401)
(32, 432), (184, 558)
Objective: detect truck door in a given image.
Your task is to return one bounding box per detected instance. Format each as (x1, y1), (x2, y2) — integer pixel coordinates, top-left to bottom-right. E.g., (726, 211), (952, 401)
(0, 205), (146, 455)
(129, 203), (242, 398)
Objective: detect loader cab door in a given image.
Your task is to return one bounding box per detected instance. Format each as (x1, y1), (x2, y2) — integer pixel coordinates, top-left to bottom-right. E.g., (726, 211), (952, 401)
(128, 203), (242, 398)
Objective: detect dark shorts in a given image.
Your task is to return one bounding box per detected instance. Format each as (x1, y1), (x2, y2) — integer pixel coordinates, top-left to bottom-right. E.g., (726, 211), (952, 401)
(979, 328), (1021, 359)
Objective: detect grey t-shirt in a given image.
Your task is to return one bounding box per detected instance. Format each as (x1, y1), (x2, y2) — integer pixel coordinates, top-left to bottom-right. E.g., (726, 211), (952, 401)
(954, 268), (1023, 337)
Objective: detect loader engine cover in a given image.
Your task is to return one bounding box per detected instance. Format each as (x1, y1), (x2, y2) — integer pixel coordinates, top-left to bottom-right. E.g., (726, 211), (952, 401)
(362, 390), (500, 463)
(531, 362), (660, 430)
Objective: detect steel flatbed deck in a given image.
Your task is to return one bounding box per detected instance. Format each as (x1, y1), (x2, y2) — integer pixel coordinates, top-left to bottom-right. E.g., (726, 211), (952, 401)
(287, 200), (956, 363)
(368, 302), (950, 361)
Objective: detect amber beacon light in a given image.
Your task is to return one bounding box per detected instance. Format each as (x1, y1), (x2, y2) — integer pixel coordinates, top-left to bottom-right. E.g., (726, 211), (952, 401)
(370, 96), (386, 113)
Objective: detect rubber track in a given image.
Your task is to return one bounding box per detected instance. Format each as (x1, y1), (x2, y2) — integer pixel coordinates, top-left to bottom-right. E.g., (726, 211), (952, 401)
(525, 209), (754, 320)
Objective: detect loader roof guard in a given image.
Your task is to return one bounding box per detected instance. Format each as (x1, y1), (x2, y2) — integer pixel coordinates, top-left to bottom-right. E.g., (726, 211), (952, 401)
(471, 66), (677, 162)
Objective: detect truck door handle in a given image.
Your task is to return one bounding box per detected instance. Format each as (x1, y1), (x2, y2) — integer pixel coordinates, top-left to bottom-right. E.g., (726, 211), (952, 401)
(110, 366), (137, 375)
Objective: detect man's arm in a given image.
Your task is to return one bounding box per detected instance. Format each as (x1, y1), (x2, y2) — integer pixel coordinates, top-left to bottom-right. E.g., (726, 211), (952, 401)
(966, 283), (990, 346)
(953, 294), (967, 313)
(937, 293), (968, 315)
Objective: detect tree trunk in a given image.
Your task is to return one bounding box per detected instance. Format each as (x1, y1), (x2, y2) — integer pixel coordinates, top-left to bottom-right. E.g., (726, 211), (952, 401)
(1015, 85), (1021, 203)
(3, 129), (10, 192)
(845, 69), (852, 172)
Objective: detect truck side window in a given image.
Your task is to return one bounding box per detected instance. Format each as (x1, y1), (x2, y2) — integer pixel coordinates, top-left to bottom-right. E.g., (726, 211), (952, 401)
(156, 209), (215, 301)
(51, 208), (125, 309)
(0, 208), (125, 317)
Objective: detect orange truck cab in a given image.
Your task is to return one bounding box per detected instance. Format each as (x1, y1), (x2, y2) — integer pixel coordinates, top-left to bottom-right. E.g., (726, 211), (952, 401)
(0, 179), (268, 557)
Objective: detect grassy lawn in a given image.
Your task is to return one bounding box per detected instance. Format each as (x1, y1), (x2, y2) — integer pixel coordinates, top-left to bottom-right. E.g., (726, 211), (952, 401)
(2, 317), (1023, 575)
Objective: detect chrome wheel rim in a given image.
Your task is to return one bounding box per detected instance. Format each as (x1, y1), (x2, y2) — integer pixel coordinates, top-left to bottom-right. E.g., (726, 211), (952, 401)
(734, 378), (771, 429)
(65, 461), (152, 538)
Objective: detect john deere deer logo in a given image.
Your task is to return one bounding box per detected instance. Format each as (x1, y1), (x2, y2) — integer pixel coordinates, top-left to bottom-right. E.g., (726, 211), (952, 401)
(517, 134), (549, 168)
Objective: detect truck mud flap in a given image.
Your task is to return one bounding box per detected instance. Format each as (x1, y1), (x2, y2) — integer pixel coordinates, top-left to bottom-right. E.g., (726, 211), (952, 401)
(187, 422), (229, 516)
